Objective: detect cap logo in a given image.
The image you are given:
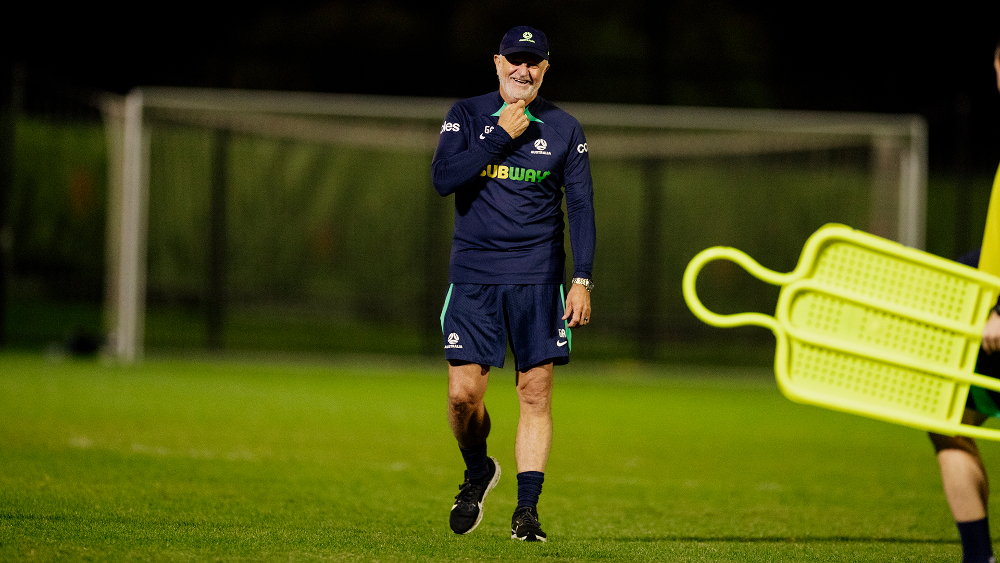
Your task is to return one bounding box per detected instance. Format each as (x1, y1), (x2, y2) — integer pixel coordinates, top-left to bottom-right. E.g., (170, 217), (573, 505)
(520, 32), (535, 43)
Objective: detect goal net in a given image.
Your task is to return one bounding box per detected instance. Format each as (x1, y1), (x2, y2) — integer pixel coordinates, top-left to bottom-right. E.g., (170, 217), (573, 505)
(100, 88), (926, 362)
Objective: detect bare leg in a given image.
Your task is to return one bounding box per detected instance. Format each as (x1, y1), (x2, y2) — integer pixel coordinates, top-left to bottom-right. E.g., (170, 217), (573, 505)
(447, 361), (500, 536)
(448, 361), (491, 448)
(930, 409), (990, 522)
(514, 362), (553, 473)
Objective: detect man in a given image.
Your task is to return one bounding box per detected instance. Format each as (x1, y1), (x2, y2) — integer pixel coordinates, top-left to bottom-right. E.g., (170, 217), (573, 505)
(929, 41), (1000, 563)
(431, 25), (596, 542)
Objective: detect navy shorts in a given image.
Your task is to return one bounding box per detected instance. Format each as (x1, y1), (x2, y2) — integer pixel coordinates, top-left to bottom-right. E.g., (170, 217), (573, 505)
(440, 283), (571, 372)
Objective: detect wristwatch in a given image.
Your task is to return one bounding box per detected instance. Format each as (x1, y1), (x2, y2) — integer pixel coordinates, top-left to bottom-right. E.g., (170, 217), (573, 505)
(571, 277), (594, 292)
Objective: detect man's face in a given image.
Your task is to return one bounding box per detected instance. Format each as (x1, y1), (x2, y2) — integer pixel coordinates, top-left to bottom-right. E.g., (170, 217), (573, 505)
(494, 52), (549, 104)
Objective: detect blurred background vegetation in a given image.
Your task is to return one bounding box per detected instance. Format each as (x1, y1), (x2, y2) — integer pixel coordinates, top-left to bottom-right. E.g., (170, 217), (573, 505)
(2, 1), (1000, 365)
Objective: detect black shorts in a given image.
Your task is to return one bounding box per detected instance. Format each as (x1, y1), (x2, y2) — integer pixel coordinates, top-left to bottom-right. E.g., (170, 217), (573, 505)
(440, 283), (570, 372)
(968, 348), (1000, 417)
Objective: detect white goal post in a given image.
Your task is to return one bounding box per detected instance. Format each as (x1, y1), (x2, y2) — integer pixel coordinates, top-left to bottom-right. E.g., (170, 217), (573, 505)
(100, 87), (927, 362)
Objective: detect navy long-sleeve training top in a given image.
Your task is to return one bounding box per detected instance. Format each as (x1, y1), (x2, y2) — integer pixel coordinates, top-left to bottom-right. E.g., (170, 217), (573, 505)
(431, 91), (596, 285)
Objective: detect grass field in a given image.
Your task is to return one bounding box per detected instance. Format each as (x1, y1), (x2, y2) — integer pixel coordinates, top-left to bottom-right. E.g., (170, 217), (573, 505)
(2, 352), (999, 562)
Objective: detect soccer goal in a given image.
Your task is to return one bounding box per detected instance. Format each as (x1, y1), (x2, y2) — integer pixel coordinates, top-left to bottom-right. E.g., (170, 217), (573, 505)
(100, 88), (926, 362)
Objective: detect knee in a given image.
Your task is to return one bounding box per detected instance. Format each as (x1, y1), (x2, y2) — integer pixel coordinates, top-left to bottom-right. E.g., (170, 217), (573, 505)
(447, 362), (488, 413)
(516, 378), (552, 410)
(448, 386), (484, 415)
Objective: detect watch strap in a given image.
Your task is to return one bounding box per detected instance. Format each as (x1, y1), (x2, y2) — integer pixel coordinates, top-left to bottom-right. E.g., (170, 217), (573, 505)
(571, 277), (594, 292)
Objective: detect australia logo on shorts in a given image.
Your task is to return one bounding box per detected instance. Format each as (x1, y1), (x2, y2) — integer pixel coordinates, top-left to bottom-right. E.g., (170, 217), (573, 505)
(445, 332), (463, 349)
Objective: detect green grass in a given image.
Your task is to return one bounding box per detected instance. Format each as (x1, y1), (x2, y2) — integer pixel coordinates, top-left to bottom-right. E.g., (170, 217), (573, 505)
(1, 352), (997, 561)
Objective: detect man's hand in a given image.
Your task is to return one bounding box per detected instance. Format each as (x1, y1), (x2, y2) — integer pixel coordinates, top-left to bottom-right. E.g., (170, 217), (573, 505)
(497, 100), (529, 139)
(983, 311), (1000, 354)
(563, 283), (591, 328)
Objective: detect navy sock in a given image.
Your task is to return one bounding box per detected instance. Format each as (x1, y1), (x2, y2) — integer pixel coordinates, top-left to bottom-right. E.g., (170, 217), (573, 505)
(957, 517), (995, 563)
(459, 443), (489, 481)
(517, 471), (545, 509)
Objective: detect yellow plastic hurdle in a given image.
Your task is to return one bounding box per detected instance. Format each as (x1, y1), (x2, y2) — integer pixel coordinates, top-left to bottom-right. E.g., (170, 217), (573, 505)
(683, 223), (1000, 439)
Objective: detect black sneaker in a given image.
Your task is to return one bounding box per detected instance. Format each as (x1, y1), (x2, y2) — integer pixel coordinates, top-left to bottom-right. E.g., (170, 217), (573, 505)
(450, 456), (501, 534)
(511, 506), (547, 542)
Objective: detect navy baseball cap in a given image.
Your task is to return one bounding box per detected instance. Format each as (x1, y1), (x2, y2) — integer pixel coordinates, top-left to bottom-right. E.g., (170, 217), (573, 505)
(499, 26), (549, 60)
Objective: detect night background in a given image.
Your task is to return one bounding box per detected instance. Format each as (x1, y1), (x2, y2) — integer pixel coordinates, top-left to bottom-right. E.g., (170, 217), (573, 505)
(3, 0), (1000, 356)
(9, 1), (1000, 171)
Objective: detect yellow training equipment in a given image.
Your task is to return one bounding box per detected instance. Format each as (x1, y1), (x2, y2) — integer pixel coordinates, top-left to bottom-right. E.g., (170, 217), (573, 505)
(683, 223), (1000, 440)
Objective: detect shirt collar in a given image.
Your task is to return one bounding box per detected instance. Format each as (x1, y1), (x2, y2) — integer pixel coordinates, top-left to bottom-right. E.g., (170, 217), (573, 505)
(491, 101), (544, 123)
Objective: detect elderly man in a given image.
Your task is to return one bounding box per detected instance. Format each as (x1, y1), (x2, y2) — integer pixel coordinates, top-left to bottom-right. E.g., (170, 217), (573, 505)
(431, 25), (596, 542)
